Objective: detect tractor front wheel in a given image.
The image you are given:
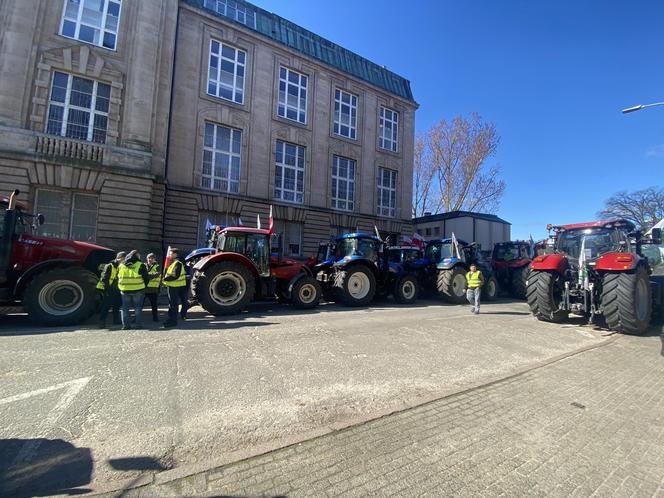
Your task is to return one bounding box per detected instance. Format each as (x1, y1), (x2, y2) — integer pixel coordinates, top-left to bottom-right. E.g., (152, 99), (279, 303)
(526, 270), (568, 323)
(484, 276), (499, 301)
(601, 266), (651, 335)
(437, 268), (467, 304)
(192, 261), (255, 315)
(339, 266), (376, 307)
(24, 267), (98, 326)
(394, 274), (419, 304)
(291, 276), (322, 309)
(510, 265), (530, 300)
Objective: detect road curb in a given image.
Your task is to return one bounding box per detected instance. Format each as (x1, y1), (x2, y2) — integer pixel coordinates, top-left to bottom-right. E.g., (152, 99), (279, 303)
(88, 332), (617, 496)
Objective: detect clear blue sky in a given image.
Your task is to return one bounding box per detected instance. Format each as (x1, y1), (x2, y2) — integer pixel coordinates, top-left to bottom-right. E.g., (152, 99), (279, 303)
(252, 0), (663, 240)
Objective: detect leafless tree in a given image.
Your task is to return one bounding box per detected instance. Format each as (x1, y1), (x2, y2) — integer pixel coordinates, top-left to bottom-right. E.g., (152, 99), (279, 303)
(412, 113), (506, 217)
(598, 187), (664, 231)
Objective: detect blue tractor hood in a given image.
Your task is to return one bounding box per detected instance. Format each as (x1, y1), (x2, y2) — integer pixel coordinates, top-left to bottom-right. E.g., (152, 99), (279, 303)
(185, 247), (216, 262)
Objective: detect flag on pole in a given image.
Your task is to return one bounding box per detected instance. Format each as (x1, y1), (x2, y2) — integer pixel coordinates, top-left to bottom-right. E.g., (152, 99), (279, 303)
(257, 214), (261, 230)
(578, 237), (589, 290)
(268, 205), (274, 234)
(646, 218), (664, 236)
(412, 232), (425, 250)
(528, 234), (536, 258)
(451, 232), (460, 259)
(238, 217), (243, 226)
(374, 225), (381, 240)
(205, 218), (212, 231)
(163, 245), (172, 274)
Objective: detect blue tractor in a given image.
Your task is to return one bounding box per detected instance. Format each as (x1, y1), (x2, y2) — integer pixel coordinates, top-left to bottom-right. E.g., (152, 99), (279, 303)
(313, 233), (420, 306)
(422, 238), (498, 304)
(184, 225), (224, 269)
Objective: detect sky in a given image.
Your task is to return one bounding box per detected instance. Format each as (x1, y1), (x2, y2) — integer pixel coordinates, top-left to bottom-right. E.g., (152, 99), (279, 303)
(251, 0), (664, 240)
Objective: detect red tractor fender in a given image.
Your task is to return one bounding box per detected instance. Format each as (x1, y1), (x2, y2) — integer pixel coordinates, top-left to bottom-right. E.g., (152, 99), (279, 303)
(271, 260), (312, 282)
(530, 253), (567, 274)
(193, 251), (260, 278)
(595, 252), (640, 271)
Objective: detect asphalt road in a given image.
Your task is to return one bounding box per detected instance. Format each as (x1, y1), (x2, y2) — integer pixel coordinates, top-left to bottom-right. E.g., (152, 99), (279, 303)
(0, 298), (608, 495)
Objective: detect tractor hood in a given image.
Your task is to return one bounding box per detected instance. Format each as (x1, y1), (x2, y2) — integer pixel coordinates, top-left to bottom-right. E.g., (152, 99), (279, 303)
(436, 256), (461, 270)
(185, 247), (216, 262)
(18, 234), (112, 258)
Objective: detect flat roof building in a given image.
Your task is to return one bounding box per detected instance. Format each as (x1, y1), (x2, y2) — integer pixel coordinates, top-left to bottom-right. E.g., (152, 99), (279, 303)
(413, 211), (511, 251)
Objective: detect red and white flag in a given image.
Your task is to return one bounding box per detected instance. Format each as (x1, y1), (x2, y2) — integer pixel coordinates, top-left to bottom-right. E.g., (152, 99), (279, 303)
(268, 205), (274, 234)
(256, 214), (261, 230)
(412, 233), (425, 250)
(163, 245), (172, 273)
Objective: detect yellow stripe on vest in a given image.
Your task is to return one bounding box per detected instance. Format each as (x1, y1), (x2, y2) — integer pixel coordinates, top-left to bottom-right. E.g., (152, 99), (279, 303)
(118, 262), (146, 292)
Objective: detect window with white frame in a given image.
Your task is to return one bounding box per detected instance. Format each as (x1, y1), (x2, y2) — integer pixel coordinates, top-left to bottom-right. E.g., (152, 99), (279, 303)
(35, 189), (99, 242)
(207, 40), (246, 104)
(331, 156), (355, 211)
(334, 89), (358, 139)
(272, 220), (303, 257)
(60, 0), (122, 50)
(278, 67), (308, 124)
(274, 141), (304, 203)
(46, 71), (110, 143)
(203, 0), (256, 28)
(377, 167), (397, 217)
(203, 123), (242, 193)
(379, 106), (399, 152)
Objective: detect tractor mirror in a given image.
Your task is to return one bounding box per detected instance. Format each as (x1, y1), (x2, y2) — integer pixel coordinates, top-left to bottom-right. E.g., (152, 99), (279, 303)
(37, 214), (45, 226)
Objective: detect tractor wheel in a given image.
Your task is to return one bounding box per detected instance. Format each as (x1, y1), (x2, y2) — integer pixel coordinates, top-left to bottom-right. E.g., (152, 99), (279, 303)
(510, 265), (530, 300)
(291, 276), (322, 309)
(484, 276), (499, 301)
(600, 266), (652, 335)
(24, 267), (98, 326)
(437, 268), (467, 304)
(339, 266), (376, 307)
(394, 274), (419, 304)
(526, 270), (568, 323)
(192, 261), (255, 315)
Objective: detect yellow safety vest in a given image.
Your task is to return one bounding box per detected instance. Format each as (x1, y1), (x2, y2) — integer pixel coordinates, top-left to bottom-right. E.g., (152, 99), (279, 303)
(146, 263), (161, 289)
(163, 260), (186, 288)
(117, 261), (146, 292)
(96, 263), (117, 290)
(466, 270), (482, 288)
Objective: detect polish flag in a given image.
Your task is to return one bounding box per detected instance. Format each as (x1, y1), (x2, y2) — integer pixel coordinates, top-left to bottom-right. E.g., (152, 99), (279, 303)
(163, 245), (172, 272)
(412, 233), (425, 250)
(268, 205), (274, 234)
(256, 214), (261, 230)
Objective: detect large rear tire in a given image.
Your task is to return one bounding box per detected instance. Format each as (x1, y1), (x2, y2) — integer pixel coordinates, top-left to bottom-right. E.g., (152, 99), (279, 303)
(510, 265), (529, 300)
(484, 276), (499, 301)
(338, 266), (376, 307)
(437, 268), (467, 304)
(526, 270), (568, 323)
(192, 261), (255, 315)
(291, 276), (322, 310)
(24, 267), (98, 326)
(394, 274), (419, 304)
(601, 266), (652, 335)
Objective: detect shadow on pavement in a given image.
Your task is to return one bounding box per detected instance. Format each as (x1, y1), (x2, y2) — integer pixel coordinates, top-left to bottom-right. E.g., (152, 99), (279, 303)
(108, 456), (168, 472)
(0, 438), (92, 497)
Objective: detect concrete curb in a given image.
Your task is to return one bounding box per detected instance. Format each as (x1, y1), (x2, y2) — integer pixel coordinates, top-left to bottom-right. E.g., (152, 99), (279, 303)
(86, 332), (617, 496)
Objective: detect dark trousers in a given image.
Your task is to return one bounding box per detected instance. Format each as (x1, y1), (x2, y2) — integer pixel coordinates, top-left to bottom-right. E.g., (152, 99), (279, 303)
(167, 286), (188, 324)
(144, 291), (159, 321)
(99, 288), (121, 325)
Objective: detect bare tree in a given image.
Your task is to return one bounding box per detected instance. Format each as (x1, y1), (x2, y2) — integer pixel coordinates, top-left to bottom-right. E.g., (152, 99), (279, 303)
(598, 187), (664, 231)
(412, 113), (506, 217)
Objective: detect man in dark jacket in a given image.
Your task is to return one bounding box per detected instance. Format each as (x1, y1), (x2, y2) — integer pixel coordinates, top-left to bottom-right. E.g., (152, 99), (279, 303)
(97, 251), (125, 328)
(118, 250), (150, 330)
(162, 248), (187, 328)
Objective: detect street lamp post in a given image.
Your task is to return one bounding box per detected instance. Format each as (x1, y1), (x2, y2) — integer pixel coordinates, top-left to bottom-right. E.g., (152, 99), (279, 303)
(622, 102), (664, 114)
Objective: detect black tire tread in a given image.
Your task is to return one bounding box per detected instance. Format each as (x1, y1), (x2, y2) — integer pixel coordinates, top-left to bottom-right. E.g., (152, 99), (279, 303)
(601, 267), (651, 335)
(526, 270), (567, 323)
(437, 268), (467, 304)
(291, 276), (322, 309)
(510, 265), (529, 300)
(394, 274), (419, 304)
(192, 261), (255, 316)
(339, 266), (376, 307)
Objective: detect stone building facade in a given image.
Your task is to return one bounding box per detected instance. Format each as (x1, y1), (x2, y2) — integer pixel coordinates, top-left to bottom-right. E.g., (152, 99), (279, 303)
(0, 0), (176, 255)
(164, 0), (418, 257)
(0, 0), (417, 258)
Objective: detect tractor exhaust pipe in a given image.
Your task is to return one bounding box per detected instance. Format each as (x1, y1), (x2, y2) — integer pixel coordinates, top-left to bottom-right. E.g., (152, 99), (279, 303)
(0, 190), (21, 285)
(8, 189), (19, 210)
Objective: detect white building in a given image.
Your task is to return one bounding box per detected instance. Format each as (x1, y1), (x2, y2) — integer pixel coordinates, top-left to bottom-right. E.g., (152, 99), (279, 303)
(412, 211), (511, 251)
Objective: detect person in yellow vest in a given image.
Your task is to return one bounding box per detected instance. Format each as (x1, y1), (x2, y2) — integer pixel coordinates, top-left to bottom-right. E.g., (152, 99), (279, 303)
(162, 247), (187, 328)
(143, 253), (161, 323)
(465, 263), (484, 314)
(97, 251), (125, 328)
(118, 249), (150, 330)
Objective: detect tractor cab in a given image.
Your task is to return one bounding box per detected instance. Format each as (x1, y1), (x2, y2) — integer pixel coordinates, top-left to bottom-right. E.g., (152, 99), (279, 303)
(492, 241), (532, 263)
(214, 227), (271, 276)
(334, 233), (385, 269)
(553, 222), (633, 264)
(388, 246), (423, 265)
(491, 241), (537, 299)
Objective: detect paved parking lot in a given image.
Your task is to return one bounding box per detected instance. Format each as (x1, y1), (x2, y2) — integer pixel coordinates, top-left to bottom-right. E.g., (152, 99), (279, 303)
(0, 298), (616, 495)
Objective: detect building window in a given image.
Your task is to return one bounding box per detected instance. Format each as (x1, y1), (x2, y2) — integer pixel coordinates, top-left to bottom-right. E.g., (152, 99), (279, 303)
(274, 141), (304, 204)
(46, 71), (110, 144)
(203, 123), (242, 193)
(425, 227), (432, 237)
(207, 40), (246, 104)
(203, 0), (256, 28)
(331, 156), (355, 211)
(434, 226), (440, 236)
(377, 167), (397, 217)
(278, 67), (308, 124)
(379, 106), (399, 152)
(35, 189), (98, 242)
(334, 89), (357, 139)
(60, 0), (122, 50)
(273, 220), (302, 257)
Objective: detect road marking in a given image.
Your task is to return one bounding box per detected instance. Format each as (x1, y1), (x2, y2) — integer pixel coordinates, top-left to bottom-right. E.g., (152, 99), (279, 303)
(1, 377), (91, 467)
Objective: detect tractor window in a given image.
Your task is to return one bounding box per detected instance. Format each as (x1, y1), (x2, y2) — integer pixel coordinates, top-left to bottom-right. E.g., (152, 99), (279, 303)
(336, 238), (356, 259)
(357, 239), (378, 261)
(404, 249), (421, 262)
(388, 250), (402, 264)
(556, 229), (621, 259)
(247, 234), (270, 275)
(642, 244), (664, 275)
(425, 243), (454, 262)
(220, 233), (245, 254)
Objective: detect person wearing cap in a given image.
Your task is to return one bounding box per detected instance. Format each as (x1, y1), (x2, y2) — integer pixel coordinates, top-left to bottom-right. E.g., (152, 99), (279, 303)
(117, 249), (150, 330)
(97, 251), (125, 328)
(143, 252), (161, 323)
(162, 247), (187, 328)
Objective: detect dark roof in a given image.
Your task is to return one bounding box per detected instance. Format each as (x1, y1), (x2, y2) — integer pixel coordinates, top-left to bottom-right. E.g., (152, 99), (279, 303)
(413, 211), (511, 225)
(336, 233), (381, 241)
(183, 0), (416, 103)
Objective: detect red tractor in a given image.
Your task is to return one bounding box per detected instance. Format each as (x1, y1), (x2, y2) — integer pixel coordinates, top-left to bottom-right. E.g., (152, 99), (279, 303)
(1, 190), (114, 325)
(527, 219), (653, 335)
(491, 240), (542, 299)
(191, 226), (321, 315)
